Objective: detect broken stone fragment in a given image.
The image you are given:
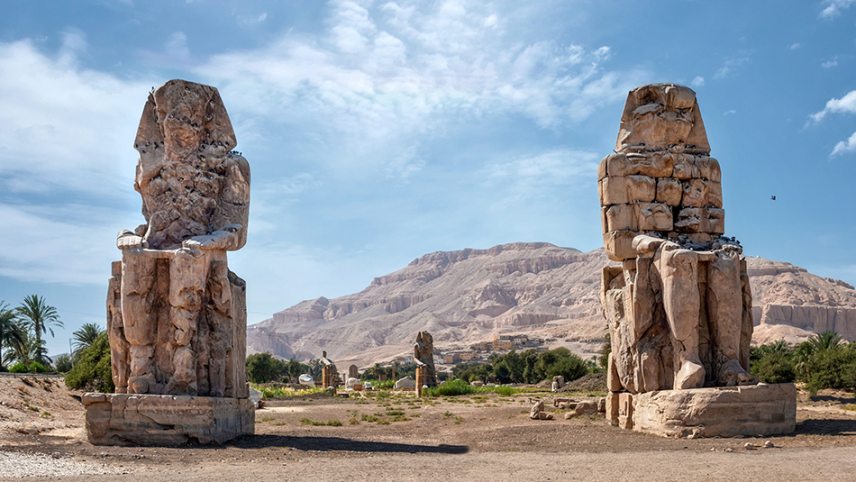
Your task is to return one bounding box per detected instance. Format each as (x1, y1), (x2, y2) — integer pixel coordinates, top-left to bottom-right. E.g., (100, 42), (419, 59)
(656, 178), (683, 206)
(637, 202), (673, 231)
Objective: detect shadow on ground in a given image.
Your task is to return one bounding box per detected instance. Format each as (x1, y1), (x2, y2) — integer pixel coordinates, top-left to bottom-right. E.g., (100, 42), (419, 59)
(232, 435), (469, 454)
(796, 419), (856, 436)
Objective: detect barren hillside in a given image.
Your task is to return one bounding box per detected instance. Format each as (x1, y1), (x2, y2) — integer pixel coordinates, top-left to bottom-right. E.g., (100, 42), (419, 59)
(248, 243), (856, 367)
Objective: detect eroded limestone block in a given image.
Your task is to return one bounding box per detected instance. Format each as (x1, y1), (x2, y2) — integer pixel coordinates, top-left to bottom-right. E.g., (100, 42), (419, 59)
(603, 230), (637, 261)
(637, 203), (673, 231)
(84, 393), (254, 446)
(605, 204), (637, 232)
(599, 176), (656, 205)
(655, 178), (682, 206)
(606, 152), (674, 178)
(632, 384), (796, 438)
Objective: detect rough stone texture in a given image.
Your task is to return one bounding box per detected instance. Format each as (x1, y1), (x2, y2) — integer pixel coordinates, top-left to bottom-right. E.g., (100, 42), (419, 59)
(598, 84), (793, 438)
(632, 383), (796, 438)
(414, 331), (437, 387)
(84, 393), (254, 446)
(88, 79), (253, 446)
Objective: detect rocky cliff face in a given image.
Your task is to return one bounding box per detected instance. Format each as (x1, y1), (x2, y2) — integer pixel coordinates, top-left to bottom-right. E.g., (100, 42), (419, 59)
(247, 244), (856, 367)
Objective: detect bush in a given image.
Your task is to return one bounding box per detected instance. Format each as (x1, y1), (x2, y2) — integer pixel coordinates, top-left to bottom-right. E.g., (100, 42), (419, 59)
(424, 379), (476, 397)
(53, 353), (73, 373)
(7, 361), (49, 373)
(751, 351), (795, 384)
(65, 332), (113, 392)
(246, 353), (285, 383)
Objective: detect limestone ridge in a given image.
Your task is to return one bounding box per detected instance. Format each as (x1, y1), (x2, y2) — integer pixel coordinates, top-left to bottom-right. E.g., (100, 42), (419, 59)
(247, 244), (856, 367)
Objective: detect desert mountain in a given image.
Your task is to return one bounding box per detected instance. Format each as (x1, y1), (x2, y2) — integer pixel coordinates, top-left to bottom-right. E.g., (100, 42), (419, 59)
(247, 243), (856, 368)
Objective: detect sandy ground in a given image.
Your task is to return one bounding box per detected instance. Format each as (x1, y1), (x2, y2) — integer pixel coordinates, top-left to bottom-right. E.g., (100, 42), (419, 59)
(1, 376), (855, 481)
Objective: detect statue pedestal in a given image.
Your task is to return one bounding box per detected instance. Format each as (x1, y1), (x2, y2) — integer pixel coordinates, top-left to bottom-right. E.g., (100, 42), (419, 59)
(626, 383), (796, 438)
(83, 393), (254, 446)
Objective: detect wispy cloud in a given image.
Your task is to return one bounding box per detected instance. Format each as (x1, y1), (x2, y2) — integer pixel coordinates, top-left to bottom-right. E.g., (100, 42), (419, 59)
(831, 130), (856, 156)
(788, 42), (801, 50)
(0, 35), (149, 195)
(714, 56), (750, 79)
(691, 76), (705, 87)
(820, 0), (856, 18)
(195, 1), (643, 178)
(821, 57), (838, 69)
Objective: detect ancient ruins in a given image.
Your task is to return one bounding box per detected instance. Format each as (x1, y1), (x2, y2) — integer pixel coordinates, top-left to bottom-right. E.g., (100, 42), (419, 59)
(599, 83), (796, 437)
(84, 79), (254, 445)
(414, 331), (437, 395)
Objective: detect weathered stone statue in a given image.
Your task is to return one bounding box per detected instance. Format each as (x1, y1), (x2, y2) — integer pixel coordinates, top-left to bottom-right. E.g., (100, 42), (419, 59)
(599, 84), (795, 438)
(85, 79), (254, 445)
(413, 331), (437, 388)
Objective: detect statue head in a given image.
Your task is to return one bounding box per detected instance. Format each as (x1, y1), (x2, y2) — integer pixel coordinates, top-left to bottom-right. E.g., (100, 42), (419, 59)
(134, 79), (236, 162)
(616, 83), (709, 153)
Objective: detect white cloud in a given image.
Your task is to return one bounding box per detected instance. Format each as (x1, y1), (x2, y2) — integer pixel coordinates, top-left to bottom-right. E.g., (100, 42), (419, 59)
(809, 89), (856, 123)
(831, 130), (856, 156)
(820, 0), (856, 18)
(788, 42), (801, 50)
(0, 36), (149, 195)
(195, 1), (643, 178)
(237, 12), (268, 27)
(821, 57), (838, 69)
(481, 149), (598, 202)
(714, 56), (750, 79)
(723, 109), (737, 116)
(0, 203), (132, 285)
(691, 76), (705, 87)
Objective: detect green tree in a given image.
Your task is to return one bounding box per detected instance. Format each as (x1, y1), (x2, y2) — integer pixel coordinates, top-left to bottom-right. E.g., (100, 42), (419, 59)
(0, 301), (24, 370)
(2, 327), (45, 367)
(246, 352), (286, 383)
(65, 332), (113, 392)
(53, 353), (73, 373)
(16, 294), (62, 364)
(72, 323), (105, 357)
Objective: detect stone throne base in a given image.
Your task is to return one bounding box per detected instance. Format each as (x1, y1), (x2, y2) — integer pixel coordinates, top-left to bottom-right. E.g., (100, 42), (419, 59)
(607, 383), (796, 438)
(84, 393), (254, 446)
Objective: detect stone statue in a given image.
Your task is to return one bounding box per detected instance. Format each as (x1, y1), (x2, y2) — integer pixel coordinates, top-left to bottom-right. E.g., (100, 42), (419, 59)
(599, 84), (795, 437)
(413, 331), (437, 387)
(85, 80), (254, 445)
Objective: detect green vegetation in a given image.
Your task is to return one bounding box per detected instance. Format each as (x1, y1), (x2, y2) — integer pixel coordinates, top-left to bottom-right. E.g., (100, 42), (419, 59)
(253, 384), (326, 399)
(245, 352), (315, 384)
(16, 294), (62, 365)
(452, 348), (597, 385)
(750, 332), (856, 394)
(360, 362), (416, 383)
(65, 332), (113, 392)
(71, 322), (105, 357)
(300, 418), (343, 427)
(9, 361), (50, 373)
(53, 353), (73, 373)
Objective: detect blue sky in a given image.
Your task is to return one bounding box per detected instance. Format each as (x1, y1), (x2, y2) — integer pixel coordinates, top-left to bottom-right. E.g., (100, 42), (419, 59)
(1, 0), (855, 357)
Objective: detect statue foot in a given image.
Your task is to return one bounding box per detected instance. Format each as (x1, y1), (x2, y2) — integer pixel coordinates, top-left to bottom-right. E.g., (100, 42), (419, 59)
(674, 360), (705, 389)
(719, 359), (754, 386)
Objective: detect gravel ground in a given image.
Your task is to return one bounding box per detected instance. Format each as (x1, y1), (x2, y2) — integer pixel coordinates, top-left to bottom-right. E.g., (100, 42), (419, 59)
(0, 451), (124, 479)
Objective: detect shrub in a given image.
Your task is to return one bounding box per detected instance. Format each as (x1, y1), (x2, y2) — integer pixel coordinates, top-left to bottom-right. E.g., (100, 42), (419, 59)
(750, 348), (796, 384)
(7, 362), (48, 373)
(53, 353), (73, 373)
(246, 353), (285, 383)
(424, 379), (476, 397)
(65, 332), (113, 392)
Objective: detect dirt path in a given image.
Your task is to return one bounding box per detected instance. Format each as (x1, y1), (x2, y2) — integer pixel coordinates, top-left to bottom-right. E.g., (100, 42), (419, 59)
(1, 384), (855, 480)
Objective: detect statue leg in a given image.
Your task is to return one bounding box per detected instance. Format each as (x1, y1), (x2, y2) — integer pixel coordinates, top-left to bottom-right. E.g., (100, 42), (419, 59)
(167, 249), (208, 395)
(708, 248), (752, 386)
(206, 257), (232, 397)
(656, 245), (705, 389)
(121, 252), (157, 394)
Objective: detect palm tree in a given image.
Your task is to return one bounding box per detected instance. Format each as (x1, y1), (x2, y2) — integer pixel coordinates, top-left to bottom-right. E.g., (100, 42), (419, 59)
(0, 302), (24, 369)
(808, 331), (843, 352)
(2, 327), (45, 367)
(72, 322), (105, 356)
(16, 294), (62, 364)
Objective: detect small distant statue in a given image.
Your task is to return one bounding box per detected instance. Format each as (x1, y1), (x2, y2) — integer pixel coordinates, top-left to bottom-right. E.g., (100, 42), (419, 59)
(414, 331), (437, 387)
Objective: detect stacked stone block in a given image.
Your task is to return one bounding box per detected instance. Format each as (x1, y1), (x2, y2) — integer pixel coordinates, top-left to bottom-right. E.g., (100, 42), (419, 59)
(598, 151), (725, 261)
